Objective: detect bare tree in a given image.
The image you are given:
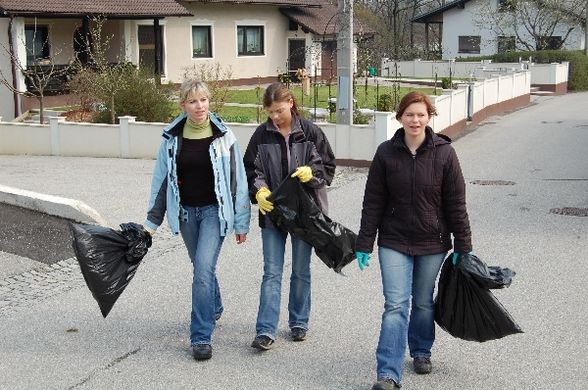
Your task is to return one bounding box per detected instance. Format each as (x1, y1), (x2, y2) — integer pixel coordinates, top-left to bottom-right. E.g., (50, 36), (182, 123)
(79, 16), (133, 124)
(355, 0), (444, 60)
(0, 18), (75, 123)
(474, 0), (584, 51)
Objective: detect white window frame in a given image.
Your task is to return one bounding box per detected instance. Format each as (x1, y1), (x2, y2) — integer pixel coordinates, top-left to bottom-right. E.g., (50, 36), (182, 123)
(235, 20), (266, 57)
(190, 21), (215, 59)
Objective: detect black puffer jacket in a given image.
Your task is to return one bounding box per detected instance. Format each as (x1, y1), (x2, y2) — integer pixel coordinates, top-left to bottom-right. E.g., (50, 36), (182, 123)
(356, 127), (472, 256)
(243, 114), (336, 228)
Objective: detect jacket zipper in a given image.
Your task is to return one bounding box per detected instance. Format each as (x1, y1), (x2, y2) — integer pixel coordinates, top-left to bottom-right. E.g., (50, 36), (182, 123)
(409, 153), (416, 255)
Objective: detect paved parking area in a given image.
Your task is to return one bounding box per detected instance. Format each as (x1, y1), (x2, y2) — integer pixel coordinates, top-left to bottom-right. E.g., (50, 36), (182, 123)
(0, 93), (587, 389)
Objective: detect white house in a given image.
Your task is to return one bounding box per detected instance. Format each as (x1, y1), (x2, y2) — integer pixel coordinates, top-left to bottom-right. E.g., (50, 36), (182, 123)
(0, 0), (370, 121)
(412, 0), (586, 59)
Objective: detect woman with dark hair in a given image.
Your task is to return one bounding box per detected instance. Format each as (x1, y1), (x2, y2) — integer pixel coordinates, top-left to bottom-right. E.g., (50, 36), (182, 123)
(356, 91), (472, 389)
(243, 82), (336, 350)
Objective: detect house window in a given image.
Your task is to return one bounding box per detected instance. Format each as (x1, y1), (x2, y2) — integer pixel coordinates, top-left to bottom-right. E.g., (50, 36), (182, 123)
(537, 36), (562, 50)
(25, 25), (50, 65)
(498, 0), (516, 12)
(237, 26), (264, 56)
(497, 36), (516, 53)
(192, 26), (212, 58)
(458, 36), (481, 54)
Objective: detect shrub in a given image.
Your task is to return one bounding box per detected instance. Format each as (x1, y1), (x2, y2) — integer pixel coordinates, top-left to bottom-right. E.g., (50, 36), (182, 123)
(377, 94), (393, 112)
(353, 110), (370, 125)
(441, 77), (454, 90)
(67, 67), (101, 113)
(93, 68), (175, 123)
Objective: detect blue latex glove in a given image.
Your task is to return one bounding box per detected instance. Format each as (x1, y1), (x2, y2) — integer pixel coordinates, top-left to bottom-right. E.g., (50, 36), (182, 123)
(356, 251), (370, 271)
(452, 252), (460, 265)
(452, 252), (472, 265)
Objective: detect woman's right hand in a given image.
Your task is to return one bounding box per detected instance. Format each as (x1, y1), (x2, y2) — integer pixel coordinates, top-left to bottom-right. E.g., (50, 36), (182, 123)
(255, 187), (274, 215)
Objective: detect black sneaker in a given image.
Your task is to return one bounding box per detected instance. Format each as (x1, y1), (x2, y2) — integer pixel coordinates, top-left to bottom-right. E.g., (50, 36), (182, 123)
(413, 356), (432, 374)
(192, 344), (212, 360)
(372, 378), (400, 389)
(251, 335), (274, 350)
(290, 327), (307, 341)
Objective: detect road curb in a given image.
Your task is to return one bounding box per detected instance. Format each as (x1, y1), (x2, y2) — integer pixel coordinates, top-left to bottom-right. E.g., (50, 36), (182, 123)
(0, 184), (108, 226)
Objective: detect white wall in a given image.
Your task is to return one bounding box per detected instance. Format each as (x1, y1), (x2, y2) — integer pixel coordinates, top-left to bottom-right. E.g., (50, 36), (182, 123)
(0, 74), (531, 161)
(442, 0), (492, 59)
(380, 59), (566, 86)
(442, 0), (585, 59)
(148, 5), (290, 83)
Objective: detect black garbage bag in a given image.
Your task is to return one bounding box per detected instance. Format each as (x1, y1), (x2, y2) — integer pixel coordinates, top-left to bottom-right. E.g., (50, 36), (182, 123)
(434, 253), (523, 342)
(457, 252), (516, 289)
(267, 176), (356, 273)
(70, 222), (152, 317)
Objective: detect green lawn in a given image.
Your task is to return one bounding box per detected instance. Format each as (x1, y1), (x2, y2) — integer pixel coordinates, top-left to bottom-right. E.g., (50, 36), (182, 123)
(221, 84), (435, 123)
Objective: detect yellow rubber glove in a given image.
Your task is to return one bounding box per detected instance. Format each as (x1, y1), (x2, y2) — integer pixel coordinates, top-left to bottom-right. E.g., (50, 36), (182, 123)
(291, 166), (313, 183)
(255, 187), (274, 215)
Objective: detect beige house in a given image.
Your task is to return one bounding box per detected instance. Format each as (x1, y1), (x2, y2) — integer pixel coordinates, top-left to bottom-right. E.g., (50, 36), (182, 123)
(0, 0), (369, 120)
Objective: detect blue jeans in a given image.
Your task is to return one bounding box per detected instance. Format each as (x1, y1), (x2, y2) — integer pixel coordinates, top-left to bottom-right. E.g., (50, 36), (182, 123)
(179, 204), (224, 346)
(255, 227), (312, 339)
(376, 247), (446, 384)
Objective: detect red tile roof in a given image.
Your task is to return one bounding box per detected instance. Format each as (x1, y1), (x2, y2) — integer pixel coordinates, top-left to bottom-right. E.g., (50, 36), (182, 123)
(185, 0), (319, 6)
(280, 1), (374, 36)
(0, 0), (192, 17)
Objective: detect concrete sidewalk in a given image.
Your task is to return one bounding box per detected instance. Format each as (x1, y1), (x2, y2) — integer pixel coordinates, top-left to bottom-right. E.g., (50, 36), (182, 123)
(1, 93), (587, 389)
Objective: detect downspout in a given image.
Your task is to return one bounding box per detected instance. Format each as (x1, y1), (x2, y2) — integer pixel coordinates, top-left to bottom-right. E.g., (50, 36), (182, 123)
(8, 15), (22, 118)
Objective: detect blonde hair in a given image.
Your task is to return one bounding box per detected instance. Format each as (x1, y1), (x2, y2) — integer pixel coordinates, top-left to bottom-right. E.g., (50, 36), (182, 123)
(179, 79), (211, 103)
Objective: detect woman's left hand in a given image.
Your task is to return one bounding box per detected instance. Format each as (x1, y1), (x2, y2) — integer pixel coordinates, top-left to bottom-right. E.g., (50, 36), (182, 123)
(235, 234), (247, 244)
(291, 166), (313, 183)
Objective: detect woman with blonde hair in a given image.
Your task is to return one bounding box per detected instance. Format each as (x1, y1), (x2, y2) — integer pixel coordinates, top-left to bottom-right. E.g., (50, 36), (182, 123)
(144, 79), (250, 360)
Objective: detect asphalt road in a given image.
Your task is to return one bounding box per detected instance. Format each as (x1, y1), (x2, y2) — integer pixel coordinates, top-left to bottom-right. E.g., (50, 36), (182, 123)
(0, 93), (587, 389)
(0, 202), (74, 264)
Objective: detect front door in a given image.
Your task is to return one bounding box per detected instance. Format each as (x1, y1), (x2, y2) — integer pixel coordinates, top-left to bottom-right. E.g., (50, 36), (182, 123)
(288, 39), (306, 80)
(138, 25), (165, 75)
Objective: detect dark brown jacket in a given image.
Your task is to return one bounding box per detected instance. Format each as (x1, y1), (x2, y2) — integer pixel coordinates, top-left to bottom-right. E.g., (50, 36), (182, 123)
(356, 127), (472, 256)
(243, 114), (336, 228)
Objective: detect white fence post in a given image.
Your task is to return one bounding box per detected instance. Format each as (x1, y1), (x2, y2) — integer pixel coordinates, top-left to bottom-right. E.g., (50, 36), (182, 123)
(374, 111), (394, 149)
(49, 116), (65, 156)
(118, 116), (135, 158)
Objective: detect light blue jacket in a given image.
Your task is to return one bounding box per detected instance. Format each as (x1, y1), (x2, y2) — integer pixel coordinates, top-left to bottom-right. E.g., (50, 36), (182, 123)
(144, 112), (251, 236)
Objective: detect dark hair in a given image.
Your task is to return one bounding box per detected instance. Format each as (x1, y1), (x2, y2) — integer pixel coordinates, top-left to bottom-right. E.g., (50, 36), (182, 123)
(395, 91), (437, 120)
(263, 82), (300, 115)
